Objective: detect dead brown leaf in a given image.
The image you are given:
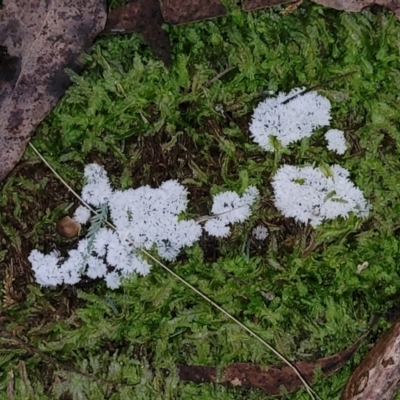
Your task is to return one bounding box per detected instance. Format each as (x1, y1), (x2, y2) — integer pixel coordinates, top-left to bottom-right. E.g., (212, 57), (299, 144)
(178, 331), (369, 394)
(342, 317), (400, 400)
(161, 0), (226, 25)
(311, 0), (400, 17)
(282, 0), (304, 14)
(0, 0), (107, 182)
(243, 0), (295, 12)
(102, 0), (172, 67)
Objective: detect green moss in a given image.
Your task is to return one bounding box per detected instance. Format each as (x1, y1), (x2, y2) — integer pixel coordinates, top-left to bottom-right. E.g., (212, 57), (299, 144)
(2, 1), (400, 398)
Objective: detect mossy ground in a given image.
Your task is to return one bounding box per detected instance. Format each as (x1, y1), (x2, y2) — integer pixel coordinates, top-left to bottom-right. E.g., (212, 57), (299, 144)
(2, 1), (400, 399)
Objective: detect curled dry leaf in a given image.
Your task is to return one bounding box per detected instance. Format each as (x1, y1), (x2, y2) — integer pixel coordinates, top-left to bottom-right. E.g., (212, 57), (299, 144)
(0, 0), (107, 182)
(178, 330), (369, 394)
(342, 317), (400, 400)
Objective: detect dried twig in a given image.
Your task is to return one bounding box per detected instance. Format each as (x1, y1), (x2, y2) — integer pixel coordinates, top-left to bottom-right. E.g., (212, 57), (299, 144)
(281, 71), (357, 104)
(203, 66), (236, 88)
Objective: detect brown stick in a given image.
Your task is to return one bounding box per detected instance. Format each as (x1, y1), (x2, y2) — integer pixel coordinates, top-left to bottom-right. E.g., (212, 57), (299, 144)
(178, 328), (371, 395)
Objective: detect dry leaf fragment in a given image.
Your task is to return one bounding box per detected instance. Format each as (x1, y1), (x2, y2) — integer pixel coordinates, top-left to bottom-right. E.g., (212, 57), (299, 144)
(161, 0), (226, 25)
(243, 0), (295, 12)
(282, 0), (304, 13)
(2, 261), (16, 307)
(178, 331), (369, 394)
(356, 261), (369, 274)
(311, 0), (400, 18)
(0, 0), (107, 182)
(341, 317), (400, 400)
(102, 0), (172, 67)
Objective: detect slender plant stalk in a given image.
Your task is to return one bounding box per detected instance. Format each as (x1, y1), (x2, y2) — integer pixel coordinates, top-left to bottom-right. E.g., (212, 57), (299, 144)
(203, 66), (236, 88)
(281, 71), (356, 105)
(28, 142), (321, 400)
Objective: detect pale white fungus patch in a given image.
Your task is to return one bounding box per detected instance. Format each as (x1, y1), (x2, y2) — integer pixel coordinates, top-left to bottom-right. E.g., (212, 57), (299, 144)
(325, 129), (347, 154)
(204, 186), (259, 238)
(272, 164), (369, 227)
(249, 88), (331, 151)
(252, 225), (269, 240)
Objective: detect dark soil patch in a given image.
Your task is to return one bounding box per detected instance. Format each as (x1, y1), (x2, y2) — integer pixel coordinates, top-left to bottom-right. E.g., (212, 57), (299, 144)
(0, 161), (80, 307)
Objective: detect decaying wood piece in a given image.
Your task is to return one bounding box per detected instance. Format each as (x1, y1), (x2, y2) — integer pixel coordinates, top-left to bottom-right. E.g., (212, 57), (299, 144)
(102, 0), (172, 67)
(161, 0), (227, 25)
(0, 0), (107, 182)
(178, 331), (368, 395)
(341, 317), (400, 400)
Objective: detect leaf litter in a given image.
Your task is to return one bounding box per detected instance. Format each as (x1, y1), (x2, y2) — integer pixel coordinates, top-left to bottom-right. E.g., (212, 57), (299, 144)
(102, 0), (172, 67)
(0, 0), (107, 181)
(178, 326), (371, 395)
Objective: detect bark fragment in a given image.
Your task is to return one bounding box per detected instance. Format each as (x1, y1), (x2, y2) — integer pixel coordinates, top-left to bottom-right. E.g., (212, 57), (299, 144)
(342, 318), (400, 400)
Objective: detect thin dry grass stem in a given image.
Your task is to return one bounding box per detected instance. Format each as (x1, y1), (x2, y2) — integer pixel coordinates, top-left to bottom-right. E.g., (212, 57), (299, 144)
(203, 66), (236, 88)
(28, 142), (320, 400)
(142, 252), (320, 400)
(281, 71), (357, 105)
(28, 144), (96, 214)
(195, 204), (253, 224)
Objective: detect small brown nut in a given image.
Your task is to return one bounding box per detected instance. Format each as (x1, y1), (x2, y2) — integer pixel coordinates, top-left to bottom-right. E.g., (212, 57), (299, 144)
(56, 216), (81, 238)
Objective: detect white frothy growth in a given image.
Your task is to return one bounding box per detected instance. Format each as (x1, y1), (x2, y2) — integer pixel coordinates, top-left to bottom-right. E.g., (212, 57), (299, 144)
(325, 129), (347, 154)
(272, 164), (369, 227)
(249, 88), (331, 151)
(204, 186), (259, 237)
